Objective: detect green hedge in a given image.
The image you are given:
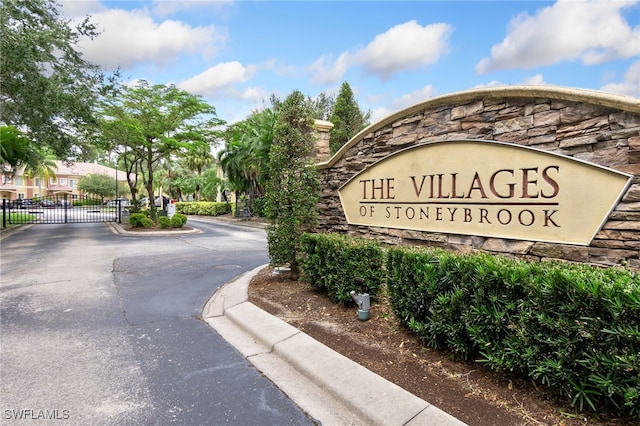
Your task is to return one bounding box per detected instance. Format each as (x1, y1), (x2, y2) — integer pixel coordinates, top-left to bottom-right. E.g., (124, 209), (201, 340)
(300, 233), (385, 305)
(129, 212), (147, 227)
(299, 232), (640, 417)
(386, 247), (640, 417)
(72, 198), (102, 206)
(170, 213), (187, 228)
(175, 201), (230, 216)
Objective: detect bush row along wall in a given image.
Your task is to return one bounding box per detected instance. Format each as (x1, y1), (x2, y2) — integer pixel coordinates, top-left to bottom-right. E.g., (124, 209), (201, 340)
(316, 86), (640, 270)
(175, 201), (231, 217)
(299, 233), (640, 416)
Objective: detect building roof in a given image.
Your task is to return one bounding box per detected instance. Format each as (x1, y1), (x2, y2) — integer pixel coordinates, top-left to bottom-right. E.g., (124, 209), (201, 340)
(53, 161), (128, 181)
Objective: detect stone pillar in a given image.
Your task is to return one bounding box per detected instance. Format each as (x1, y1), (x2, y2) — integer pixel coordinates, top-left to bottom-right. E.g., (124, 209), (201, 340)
(314, 119), (333, 163)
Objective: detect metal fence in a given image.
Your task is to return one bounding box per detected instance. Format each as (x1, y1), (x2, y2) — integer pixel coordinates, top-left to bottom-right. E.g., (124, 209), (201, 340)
(1, 196), (123, 228)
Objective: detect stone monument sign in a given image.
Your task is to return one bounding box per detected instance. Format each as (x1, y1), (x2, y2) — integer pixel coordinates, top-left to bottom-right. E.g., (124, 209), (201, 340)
(315, 87), (640, 270)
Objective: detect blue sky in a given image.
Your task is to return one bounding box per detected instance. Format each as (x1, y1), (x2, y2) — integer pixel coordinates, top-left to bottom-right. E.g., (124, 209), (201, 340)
(61, 0), (640, 125)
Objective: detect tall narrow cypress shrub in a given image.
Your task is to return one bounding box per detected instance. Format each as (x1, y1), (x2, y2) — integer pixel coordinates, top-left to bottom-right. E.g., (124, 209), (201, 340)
(328, 82), (370, 155)
(265, 90), (320, 279)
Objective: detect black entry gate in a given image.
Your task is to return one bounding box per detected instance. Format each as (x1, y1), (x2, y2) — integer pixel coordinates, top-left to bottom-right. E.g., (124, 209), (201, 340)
(2, 195), (123, 228)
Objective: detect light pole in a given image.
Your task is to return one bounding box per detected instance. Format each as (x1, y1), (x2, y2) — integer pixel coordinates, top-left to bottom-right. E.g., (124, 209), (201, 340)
(115, 165), (118, 200)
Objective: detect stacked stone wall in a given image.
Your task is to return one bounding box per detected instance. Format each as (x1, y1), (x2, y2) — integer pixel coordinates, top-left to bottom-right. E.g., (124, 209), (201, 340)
(316, 87), (640, 270)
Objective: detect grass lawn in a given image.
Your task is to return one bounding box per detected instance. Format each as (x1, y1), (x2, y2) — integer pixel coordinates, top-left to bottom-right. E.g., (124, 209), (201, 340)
(0, 212), (36, 228)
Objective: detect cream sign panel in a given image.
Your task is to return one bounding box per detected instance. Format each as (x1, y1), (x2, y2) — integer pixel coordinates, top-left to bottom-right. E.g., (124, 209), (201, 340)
(338, 140), (632, 245)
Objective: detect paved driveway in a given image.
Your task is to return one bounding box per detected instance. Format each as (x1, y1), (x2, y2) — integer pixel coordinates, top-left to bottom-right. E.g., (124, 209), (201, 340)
(0, 221), (314, 425)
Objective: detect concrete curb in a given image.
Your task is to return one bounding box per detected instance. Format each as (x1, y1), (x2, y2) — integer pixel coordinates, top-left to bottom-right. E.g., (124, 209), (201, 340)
(106, 221), (203, 236)
(203, 265), (467, 426)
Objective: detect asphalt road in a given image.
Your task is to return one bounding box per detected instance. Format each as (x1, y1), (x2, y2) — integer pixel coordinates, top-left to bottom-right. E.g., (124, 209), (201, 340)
(0, 220), (315, 425)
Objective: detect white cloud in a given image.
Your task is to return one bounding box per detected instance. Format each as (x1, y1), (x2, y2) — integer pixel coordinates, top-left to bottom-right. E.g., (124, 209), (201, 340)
(61, 0), (106, 16)
(600, 60), (640, 97)
(308, 52), (352, 85)
(474, 81), (509, 89)
(178, 61), (257, 98)
(223, 86), (270, 103)
(476, 0), (640, 74)
(239, 87), (269, 101)
(368, 85), (437, 123)
(74, 7), (226, 69)
(392, 85), (437, 110)
(371, 107), (394, 124)
(263, 59), (299, 78)
(309, 20), (453, 84)
(150, 0), (234, 18)
(356, 21), (453, 80)
(474, 74), (550, 89)
(521, 73), (547, 85)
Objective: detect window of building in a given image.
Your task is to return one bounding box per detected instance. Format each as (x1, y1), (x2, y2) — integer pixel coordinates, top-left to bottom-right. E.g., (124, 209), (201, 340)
(15, 177), (23, 186)
(60, 178), (67, 185)
(35, 178), (40, 187)
(50, 177), (57, 185)
(70, 180), (76, 188)
(2, 175), (10, 184)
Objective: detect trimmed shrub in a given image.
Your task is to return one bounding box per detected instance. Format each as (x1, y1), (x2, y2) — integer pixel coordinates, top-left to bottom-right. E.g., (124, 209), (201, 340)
(158, 216), (171, 229)
(129, 212), (146, 228)
(175, 201), (230, 216)
(300, 233), (385, 305)
(71, 198), (102, 206)
(141, 217), (154, 228)
(293, 232), (640, 417)
(170, 213), (187, 228)
(386, 247), (640, 417)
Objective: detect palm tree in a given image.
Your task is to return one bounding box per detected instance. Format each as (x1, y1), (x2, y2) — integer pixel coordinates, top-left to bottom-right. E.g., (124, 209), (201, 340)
(24, 152), (58, 197)
(218, 135), (250, 194)
(181, 144), (213, 200)
(218, 108), (277, 213)
(200, 166), (225, 202)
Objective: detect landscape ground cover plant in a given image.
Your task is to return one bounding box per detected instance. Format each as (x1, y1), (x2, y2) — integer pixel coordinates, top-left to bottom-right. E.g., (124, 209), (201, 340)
(176, 201), (231, 216)
(128, 212), (188, 229)
(297, 233), (640, 421)
(0, 212), (35, 227)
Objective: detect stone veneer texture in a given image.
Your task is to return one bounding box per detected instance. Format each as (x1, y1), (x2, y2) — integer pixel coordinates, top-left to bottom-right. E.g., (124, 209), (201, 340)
(315, 87), (640, 270)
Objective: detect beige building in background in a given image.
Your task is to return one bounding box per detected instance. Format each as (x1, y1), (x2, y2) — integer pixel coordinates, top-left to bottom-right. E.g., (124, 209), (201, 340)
(0, 161), (126, 201)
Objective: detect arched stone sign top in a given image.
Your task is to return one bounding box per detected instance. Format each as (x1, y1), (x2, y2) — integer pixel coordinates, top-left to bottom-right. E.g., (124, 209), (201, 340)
(319, 86), (640, 170)
(315, 86), (640, 270)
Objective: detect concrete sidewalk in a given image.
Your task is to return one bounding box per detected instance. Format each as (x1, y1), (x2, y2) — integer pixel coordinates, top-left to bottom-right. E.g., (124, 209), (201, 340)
(203, 265), (467, 426)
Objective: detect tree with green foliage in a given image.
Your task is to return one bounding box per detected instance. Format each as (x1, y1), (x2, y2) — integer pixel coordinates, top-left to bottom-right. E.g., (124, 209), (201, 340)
(99, 81), (224, 220)
(0, 0), (109, 160)
(264, 90), (321, 279)
(218, 108), (277, 212)
(328, 82), (371, 155)
(78, 173), (118, 201)
(307, 92), (335, 120)
(181, 144), (214, 200)
(23, 151), (58, 183)
(0, 126), (42, 178)
(200, 167), (225, 202)
(270, 92), (334, 121)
